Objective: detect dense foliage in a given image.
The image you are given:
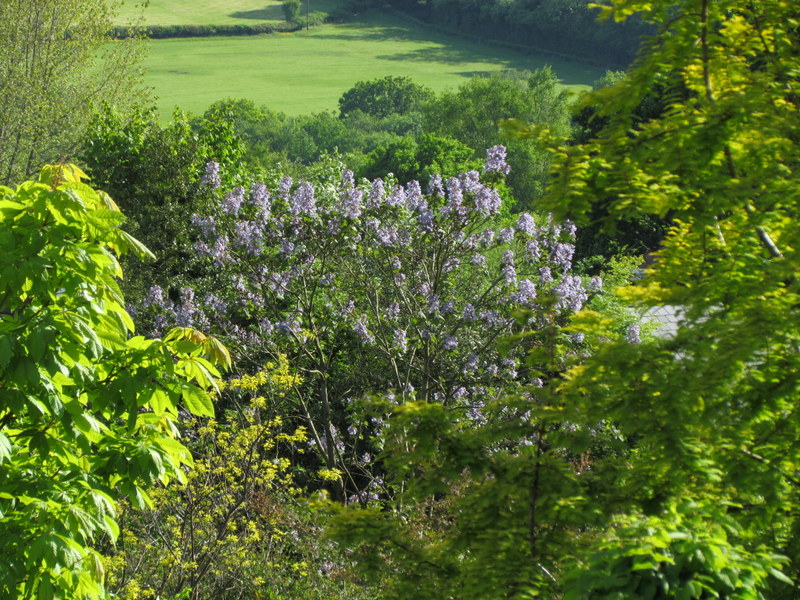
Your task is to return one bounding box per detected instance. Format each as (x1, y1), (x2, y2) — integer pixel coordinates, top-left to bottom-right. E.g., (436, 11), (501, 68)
(4, 0), (800, 597)
(0, 165), (228, 599)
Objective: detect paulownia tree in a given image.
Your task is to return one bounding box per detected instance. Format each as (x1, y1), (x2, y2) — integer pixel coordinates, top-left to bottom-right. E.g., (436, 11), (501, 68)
(0, 165), (228, 599)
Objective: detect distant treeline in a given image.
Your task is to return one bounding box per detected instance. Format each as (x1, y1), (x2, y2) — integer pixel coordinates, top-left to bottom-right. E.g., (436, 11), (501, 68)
(371, 0), (653, 67)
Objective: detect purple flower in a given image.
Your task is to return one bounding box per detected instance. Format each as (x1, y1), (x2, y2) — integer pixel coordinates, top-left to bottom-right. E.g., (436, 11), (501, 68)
(516, 213), (536, 235)
(200, 161), (221, 188)
(278, 176), (293, 197)
(144, 285), (167, 309)
(405, 180), (423, 209)
(554, 275), (588, 312)
(443, 257), (460, 273)
(386, 184), (406, 207)
(527, 240), (541, 260)
(539, 266), (553, 284)
(551, 242), (575, 271)
(386, 302), (401, 320)
(484, 145), (510, 174)
(499, 227), (515, 245)
(626, 324), (642, 344)
(588, 276), (603, 291)
(513, 279), (536, 304)
(463, 304), (478, 321)
(280, 238), (295, 256)
(377, 226), (401, 247)
(190, 213), (216, 239)
(354, 320), (374, 345)
(234, 220), (263, 255)
(223, 186), (245, 216)
(428, 174), (444, 197)
(443, 335), (458, 350)
(442, 177), (465, 216)
(249, 182), (271, 219)
(204, 293), (227, 314)
(341, 169), (355, 189)
(471, 253), (487, 268)
(367, 178), (385, 208)
(464, 353), (479, 372)
(210, 235), (230, 266)
(459, 170), (481, 194)
(393, 329), (408, 352)
(339, 188), (363, 219)
(474, 186), (502, 216)
(290, 181), (316, 216)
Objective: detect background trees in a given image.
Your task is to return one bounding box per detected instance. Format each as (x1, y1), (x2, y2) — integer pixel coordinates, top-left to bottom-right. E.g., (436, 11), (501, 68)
(0, 0), (146, 185)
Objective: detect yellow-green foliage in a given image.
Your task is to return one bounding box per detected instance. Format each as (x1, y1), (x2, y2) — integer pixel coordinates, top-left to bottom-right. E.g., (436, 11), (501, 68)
(104, 357), (365, 600)
(0, 165), (227, 599)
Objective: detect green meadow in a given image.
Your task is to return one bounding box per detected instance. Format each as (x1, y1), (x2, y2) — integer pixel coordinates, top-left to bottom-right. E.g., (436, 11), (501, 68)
(140, 10), (604, 118)
(116, 0), (343, 26)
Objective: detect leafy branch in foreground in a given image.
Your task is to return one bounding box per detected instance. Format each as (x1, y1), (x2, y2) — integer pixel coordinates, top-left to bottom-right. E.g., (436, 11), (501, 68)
(0, 165), (228, 599)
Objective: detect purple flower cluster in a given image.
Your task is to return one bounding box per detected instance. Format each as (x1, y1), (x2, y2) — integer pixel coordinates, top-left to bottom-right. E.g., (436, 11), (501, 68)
(140, 151), (603, 488)
(201, 161), (221, 189)
(484, 145), (511, 175)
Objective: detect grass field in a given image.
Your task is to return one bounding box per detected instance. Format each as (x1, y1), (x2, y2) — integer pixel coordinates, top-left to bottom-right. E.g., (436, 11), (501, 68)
(140, 10), (605, 118)
(116, 0), (343, 26)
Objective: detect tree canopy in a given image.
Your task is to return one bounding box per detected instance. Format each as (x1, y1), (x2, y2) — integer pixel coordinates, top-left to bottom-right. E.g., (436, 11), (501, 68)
(0, 0), (146, 185)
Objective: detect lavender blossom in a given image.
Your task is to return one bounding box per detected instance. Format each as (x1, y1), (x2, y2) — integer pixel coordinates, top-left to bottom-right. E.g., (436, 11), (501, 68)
(459, 170), (482, 194)
(516, 212), (536, 235)
(190, 214), (216, 239)
(428, 173), (444, 198)
(513, 279), (537, 304)
(354, 320), (374, 345)
(386, 184), (406, 207)
(405, 180), (423, 209)
(499, 227), (515, 245)
(386, 302), (401, 320)
(551, 242), (575, 271)
(526, 239), (541, 260)
(280, 238), (295, 256)
(588, 276), (603, 291)
(223, 186), (245, 216)
(484, 145), (510, 174)
(339, 188), (363, 219)
(474, 186), (502, 216)
(554, 275), (588, 312)
(442, 177), (465, 216)
(200, 161), (221, 188)
(290, 181), (316, 216)
(626, 324), (642, 344)
(367, 178), (385, 208)
(393, 329), (408, 352)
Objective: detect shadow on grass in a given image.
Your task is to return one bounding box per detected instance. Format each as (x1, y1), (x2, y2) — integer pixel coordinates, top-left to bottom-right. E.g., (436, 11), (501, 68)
(230, 6), (284, 21)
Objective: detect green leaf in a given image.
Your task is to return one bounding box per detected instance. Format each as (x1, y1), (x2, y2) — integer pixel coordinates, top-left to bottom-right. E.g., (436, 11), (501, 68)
(117, 230), (156, 261)
(180, 383), (214, 417)
(769, 568), (793, 585)
(0, 433), (11, 464)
